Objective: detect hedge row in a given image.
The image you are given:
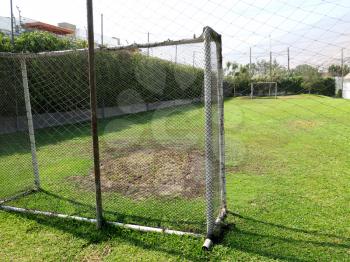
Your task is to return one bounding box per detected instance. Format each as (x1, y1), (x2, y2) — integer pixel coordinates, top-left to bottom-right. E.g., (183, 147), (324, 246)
(224, 75), (335, 97)
(0, 51), (204, 116)
(0, 31), (87, 53)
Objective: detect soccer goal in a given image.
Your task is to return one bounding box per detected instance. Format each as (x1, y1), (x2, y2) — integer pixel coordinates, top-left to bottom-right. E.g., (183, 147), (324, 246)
(250, 81), (278, 99)
(0, 27), (226, 249)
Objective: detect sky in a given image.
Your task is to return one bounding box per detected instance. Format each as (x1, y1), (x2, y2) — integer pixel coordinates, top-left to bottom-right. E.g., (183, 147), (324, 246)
(1, 0), (350, 68)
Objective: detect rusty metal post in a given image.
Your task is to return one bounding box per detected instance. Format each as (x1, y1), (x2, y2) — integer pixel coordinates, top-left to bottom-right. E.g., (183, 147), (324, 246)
(87, 0), (103, 229)
(203, 27), (214, 248)
(215, 35), (227, 211)
(21, 57), (40, 189)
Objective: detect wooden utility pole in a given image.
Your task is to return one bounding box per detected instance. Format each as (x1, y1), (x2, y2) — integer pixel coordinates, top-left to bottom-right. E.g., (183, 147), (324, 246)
(192, 51), (196, 67)
(147, 32), (150, 56)
(175, 45), (178, 64)
(287, 47), (290, 72)
(269, 34), (272, 80)
(249, 47), (252, 77)
(269, 51), (272, 81)
(87, 0), (103, 229)
(269, 51), (272, 97)
(10, 0), (14, 45)
(341, 48), (344, 90)
(100, 13), (103, 47)
(16, 6), (22, 27)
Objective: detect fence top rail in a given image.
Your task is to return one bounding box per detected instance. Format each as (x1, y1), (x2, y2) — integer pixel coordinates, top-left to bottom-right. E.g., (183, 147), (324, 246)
(0, 48), (88, 58)
(0, 26), (221, 59)
(106, 26), (221, 51)
(253, 82), (278, 84)
(106, 36), (204, 51)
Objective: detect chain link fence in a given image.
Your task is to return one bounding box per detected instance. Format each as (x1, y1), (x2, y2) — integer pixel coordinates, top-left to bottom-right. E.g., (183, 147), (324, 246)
(0, 27), (226, 246)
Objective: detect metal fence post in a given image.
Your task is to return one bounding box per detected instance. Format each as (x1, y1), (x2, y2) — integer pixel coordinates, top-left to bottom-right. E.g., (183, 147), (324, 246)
(20, 57), (40, 189)
(87, 0), (103, 229)
(215, 35), (227, 211)
(250, 83), (253, 99)
(275, 82), (278, 99)
(203, 28), (214, 243)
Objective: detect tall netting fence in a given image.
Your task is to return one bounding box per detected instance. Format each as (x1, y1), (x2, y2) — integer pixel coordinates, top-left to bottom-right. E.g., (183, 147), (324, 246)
(0, 27), (226, 239)
(0, 51), (97, 218)
(0, 56), (33, 200)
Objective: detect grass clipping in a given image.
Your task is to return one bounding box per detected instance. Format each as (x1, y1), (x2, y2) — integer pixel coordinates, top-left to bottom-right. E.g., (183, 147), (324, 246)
(72, 146), (205, 200)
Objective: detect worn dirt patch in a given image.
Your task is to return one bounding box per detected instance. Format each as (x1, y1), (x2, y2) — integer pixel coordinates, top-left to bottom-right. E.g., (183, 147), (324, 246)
(70, 147), (205, 199)
(289, 120), (319, 130)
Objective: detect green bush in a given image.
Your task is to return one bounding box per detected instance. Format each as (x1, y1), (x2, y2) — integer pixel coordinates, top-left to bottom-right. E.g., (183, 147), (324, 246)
(14, 31), (87, 53)
(26, 53), (89, 113)
(94, 51), (203, 108)
(336, 89), (342, 98)
(0, 33), (13, 52)
(311, 77), (335, 96)
(223, 70), (251, 96)
(0, 31), (87, 53)
(277, 76), (303, 94)
(0, 50), (204, 116)
(0, 57), (25, 116)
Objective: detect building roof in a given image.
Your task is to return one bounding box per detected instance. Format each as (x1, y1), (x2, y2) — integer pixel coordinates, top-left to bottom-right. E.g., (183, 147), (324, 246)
(23, 21), (74, 35)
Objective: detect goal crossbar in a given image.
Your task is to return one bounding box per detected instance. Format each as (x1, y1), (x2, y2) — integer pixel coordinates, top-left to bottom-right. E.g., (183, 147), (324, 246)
(250, 81), (278, 99)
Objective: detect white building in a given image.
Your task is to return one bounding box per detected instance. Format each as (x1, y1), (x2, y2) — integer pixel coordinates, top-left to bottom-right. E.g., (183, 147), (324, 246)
(342, 73), (350, 99)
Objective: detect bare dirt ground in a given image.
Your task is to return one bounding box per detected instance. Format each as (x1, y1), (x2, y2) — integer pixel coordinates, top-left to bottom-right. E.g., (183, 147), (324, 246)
(288, 119), (319, 130)
(70, 146), (205, 199)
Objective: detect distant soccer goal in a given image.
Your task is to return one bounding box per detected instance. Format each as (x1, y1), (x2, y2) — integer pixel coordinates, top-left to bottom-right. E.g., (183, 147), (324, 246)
(250, 82), (278, 99)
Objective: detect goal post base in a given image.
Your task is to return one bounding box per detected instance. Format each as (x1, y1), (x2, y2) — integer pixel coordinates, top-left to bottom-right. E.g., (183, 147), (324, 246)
(202, 207), (227, 250)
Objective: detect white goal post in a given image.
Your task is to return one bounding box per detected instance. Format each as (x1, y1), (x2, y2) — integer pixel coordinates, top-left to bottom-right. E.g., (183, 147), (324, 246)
(250, 81), (278, 99)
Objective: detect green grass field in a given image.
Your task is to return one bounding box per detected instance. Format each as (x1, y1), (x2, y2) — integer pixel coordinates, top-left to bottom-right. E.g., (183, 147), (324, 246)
(1, 95), (349, 261)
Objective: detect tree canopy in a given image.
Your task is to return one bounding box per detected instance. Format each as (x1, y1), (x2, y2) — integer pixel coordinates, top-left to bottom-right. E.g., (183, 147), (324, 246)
(0, 31), (87, 53)
(328, 64), (350, 77)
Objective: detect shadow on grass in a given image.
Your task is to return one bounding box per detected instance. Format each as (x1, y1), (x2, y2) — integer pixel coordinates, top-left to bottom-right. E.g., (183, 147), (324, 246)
(215, 211), (350, 261)
(5, 211), (207, 261)
(229, 211), (350, 242)
(0, 103), (203, 157)
(38, 189), (204, 228)
(3, 207), (349, 260)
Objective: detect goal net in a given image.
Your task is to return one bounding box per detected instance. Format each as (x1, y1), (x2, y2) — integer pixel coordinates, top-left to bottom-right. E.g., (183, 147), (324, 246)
(250, 82), (278, 98)
(0, 27), (226, 244)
